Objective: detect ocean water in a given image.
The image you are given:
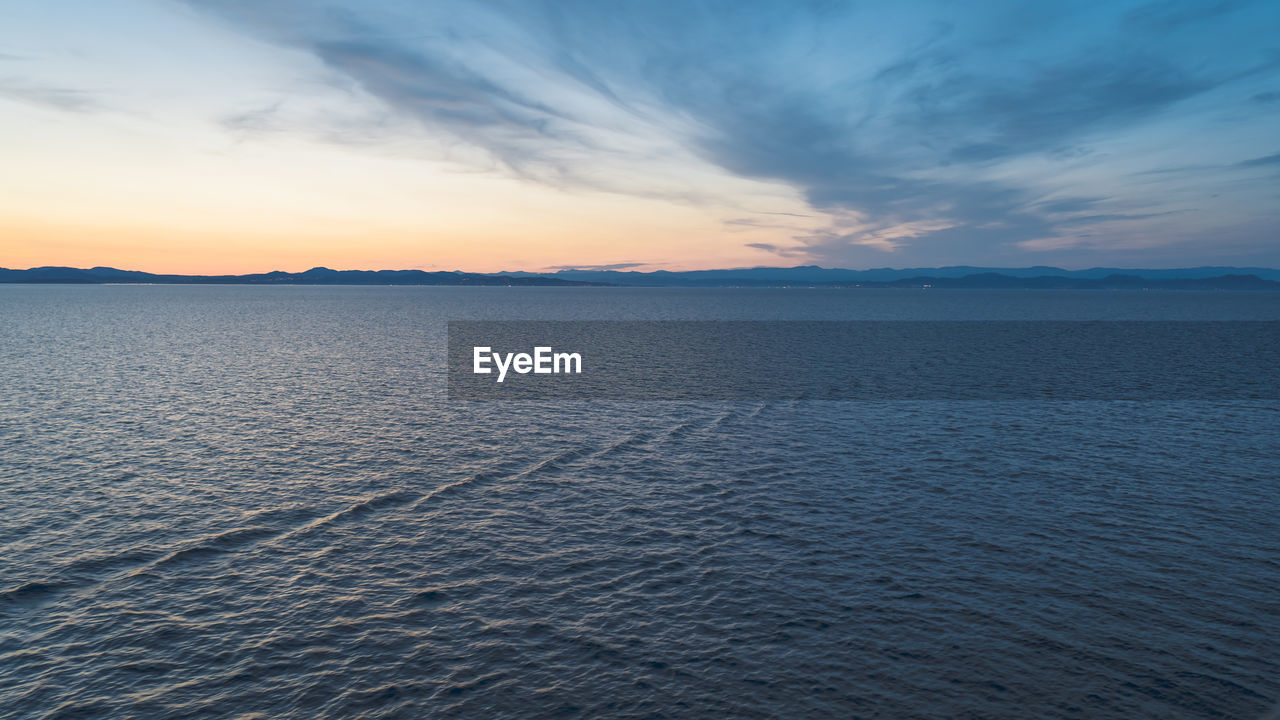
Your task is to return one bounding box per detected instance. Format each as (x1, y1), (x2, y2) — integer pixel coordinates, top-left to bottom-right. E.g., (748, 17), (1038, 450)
(1, 285), (1277, 719)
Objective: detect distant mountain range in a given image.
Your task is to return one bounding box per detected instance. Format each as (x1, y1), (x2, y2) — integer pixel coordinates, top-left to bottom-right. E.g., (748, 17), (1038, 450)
(2, 264), (1279, 289)
(0, 266), (602, 286)
(823, 272), (1280, 290)
(512, 264), (1280, 285)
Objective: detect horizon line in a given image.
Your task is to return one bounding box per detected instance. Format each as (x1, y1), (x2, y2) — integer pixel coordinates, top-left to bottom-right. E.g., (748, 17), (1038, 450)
(7, 263), (1280, 276)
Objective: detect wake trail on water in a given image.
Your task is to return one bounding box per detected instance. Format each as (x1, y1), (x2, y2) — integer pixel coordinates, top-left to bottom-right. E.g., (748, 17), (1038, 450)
(0, 408), (758, 619)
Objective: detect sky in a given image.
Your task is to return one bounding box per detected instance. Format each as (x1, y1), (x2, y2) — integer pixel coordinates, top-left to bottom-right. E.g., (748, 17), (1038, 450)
(1, 0), (1278, 273)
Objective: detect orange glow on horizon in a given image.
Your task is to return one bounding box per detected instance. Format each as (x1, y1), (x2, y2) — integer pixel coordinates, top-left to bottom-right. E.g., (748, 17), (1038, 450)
(0, 215), (789, 275)
(0, 92), (811, 274)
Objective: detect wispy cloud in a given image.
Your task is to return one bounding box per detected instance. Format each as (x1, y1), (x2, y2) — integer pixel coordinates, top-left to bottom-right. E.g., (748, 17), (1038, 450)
(178, 0), (1280, 266)
(182, 0), (718, 201)
(1238, 151), (1280, 167)
(543, 262), (650, 271)
(0, 78), (100, 112)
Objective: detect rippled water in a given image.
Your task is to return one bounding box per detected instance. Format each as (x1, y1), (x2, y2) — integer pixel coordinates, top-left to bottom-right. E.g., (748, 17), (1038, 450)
(2, 286), (1278, 719)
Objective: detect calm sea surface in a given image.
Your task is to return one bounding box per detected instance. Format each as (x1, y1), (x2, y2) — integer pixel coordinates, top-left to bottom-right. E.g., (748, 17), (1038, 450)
(2, 286), (1278, 719)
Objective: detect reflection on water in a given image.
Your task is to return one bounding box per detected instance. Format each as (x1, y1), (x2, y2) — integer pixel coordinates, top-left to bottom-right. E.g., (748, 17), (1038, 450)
(1, 286), (1278, 719)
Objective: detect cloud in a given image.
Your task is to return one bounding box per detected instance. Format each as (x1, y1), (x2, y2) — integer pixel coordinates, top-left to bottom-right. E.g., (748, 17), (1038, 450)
(924, 57), (1209, 164)
(220, 102), (284, 134)
(0, 78), (99, 112)
(180, 0), (1280, 266)
(652, 38), (1233, 264)
(745, 242), (808, 258)
(519, 3), (1258, 264)
(1123, 0), (1241, 31)
(182, 0), (716, 200)
(722, 216), (813, 231)
(544, 262), (649, 271)
(1238, 151), (1280, 167)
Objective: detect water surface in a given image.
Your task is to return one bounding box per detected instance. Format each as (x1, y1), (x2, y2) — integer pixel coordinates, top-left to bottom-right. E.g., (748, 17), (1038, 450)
(2, 286), (1277, 719)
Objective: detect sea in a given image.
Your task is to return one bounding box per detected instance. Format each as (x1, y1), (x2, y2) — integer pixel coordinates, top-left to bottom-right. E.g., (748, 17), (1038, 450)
(1, 285), (1277, 719)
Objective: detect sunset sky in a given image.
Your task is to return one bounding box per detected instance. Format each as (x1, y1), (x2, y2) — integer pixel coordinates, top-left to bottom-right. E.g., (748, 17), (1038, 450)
(2, 0), (1279, 273)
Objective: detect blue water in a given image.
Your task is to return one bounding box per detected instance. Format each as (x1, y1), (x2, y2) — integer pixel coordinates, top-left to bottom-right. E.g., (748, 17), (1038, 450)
(1, 286), (1277, 719)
